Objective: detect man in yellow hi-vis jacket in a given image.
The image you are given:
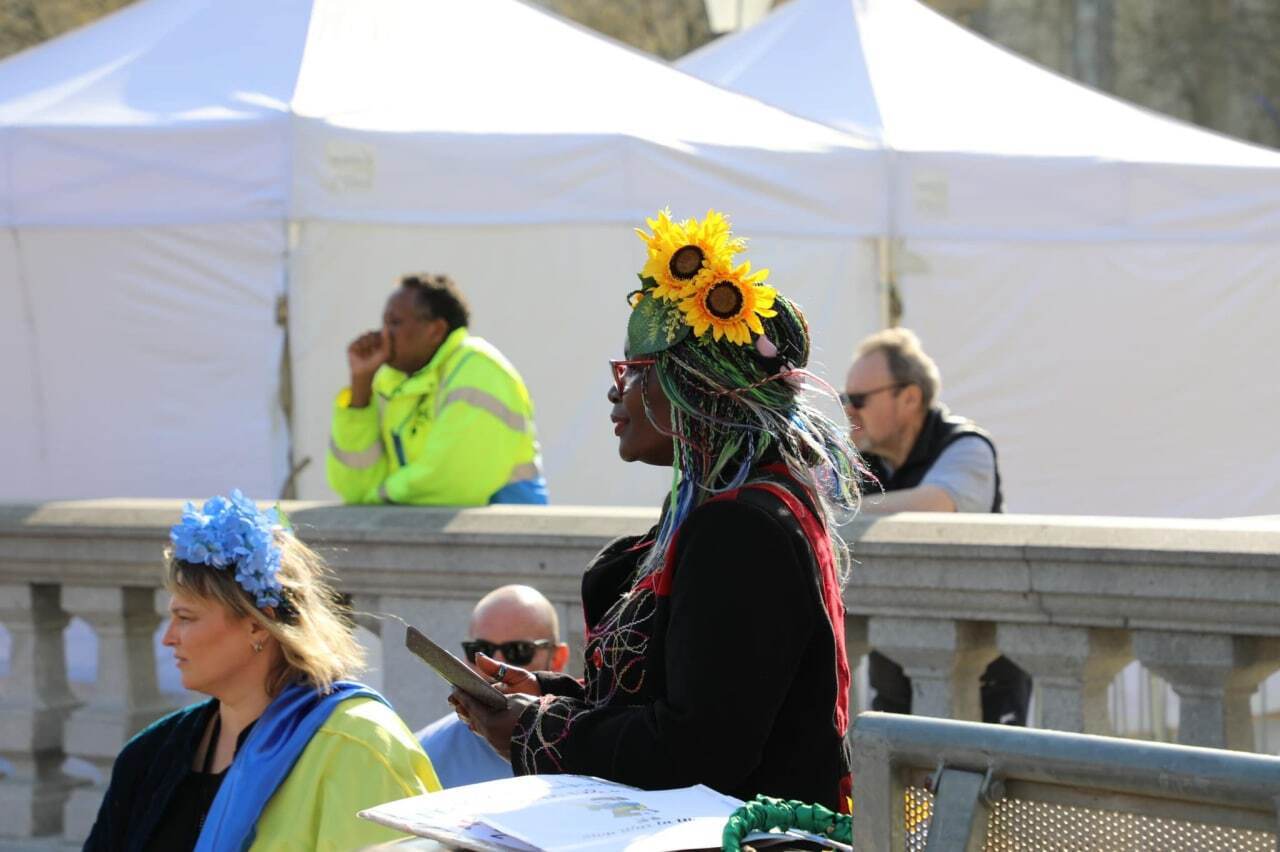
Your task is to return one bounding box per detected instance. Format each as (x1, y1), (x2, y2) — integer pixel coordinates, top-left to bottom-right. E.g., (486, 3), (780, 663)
(327, 274), (548, 505)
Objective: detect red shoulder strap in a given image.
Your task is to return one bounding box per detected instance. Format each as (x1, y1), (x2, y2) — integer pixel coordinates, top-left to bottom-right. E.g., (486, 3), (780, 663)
(653, 475), (851, 737)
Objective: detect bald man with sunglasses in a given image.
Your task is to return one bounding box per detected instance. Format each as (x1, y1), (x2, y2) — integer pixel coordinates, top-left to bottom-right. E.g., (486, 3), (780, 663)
(415, 585), (569, 787)
(845, 328), (1030, 727)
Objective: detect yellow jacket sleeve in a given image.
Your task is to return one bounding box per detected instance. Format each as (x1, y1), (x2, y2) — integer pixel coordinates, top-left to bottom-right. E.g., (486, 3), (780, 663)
(378, 360), (529, 506)
(327, 387), (389, 504)
(251, 698), (441, 851)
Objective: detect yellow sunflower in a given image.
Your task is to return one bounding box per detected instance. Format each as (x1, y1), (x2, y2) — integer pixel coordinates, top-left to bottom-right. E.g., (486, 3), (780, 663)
(635, 209), (746, 302)
(677, 258), (776, 345)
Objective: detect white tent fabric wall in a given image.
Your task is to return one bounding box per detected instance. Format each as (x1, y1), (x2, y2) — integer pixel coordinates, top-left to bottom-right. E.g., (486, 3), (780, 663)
(0, 0), (886, 505)
(901, 240), (1280, 516)
(680, 0), (1280, 517)
(0, 0), (300, 501)
(0, 229), (42, 491)
(288, 222), (879, 505)
(0, 223), (289, 500)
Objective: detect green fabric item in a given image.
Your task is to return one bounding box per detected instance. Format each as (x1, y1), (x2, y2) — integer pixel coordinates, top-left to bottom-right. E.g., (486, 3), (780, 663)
(626, 280), (691, 355)
(721, 795), (853, 851)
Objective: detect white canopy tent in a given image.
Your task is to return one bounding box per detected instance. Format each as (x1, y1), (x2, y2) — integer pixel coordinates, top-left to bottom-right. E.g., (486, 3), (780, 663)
(681, 0), (1280, 517)
(0, 0), (887, 506)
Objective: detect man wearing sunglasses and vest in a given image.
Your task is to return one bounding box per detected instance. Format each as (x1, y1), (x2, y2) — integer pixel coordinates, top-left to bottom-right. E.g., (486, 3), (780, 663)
(844, 328), (1031, 726)
(328, 273), (549, 506)
(415, 585), (570, 787)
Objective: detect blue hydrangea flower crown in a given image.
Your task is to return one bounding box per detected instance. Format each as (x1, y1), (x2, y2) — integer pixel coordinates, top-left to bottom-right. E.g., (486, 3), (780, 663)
(169, 489), (286, 610)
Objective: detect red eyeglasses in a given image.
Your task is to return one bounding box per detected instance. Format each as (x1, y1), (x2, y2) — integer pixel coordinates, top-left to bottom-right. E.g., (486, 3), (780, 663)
(610, 358), (656, 396)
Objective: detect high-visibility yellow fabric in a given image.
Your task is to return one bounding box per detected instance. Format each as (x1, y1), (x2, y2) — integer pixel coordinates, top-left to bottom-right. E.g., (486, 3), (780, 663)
(251, 697), (440, 850)
(327, 327), (543, 505)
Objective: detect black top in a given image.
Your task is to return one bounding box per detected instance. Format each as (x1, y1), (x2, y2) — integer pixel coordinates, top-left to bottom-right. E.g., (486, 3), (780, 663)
(86, 700), (254, 852)
(144, 712), (257, 852)
(861, 404), (1004, 512)
(511, 475), (850, 809)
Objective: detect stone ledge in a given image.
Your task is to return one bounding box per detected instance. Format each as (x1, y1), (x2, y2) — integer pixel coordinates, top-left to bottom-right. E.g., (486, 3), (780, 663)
(2, 501), (1278, 634)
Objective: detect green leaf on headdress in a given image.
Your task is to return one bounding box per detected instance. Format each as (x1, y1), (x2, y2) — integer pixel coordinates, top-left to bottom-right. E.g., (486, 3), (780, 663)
(627, 292), (690, 356)
(637, 274), (658, 290)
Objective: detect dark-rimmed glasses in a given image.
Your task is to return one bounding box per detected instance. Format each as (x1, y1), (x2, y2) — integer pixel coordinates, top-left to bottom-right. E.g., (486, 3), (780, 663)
(610, 358), (656, 396)
(840, 382), (907, 410)
(460, 639), (554, 667)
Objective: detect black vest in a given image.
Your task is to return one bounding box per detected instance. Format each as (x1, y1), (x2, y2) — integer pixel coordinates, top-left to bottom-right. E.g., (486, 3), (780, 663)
(861, 405), (1003, 513)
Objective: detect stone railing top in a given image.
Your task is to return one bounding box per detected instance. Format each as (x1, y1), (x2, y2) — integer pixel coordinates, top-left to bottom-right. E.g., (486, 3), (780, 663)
(5, 500), (1278, 551)
(2, 501), (1278, 632)
(0, 500), (659, 600)
(0, 500), (660, 542)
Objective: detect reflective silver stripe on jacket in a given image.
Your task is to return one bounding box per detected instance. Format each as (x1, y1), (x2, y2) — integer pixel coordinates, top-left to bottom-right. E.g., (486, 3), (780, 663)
(506, 460), (542, 484)
(438, 387), (531, 433)
(328, 436), (383, 469)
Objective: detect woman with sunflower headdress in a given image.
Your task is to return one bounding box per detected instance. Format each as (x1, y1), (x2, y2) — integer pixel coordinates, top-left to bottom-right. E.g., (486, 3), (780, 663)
(452, 210), (863, 811)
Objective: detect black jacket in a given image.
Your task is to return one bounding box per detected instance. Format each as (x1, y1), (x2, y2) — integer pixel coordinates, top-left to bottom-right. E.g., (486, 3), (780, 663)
(84, 700), (217, 852)
(511, 476), (850, 810)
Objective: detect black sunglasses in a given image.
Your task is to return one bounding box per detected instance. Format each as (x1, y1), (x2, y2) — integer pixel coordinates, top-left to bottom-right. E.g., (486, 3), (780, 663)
(461, 639), (554, 667)
(840, 382), (907, 410)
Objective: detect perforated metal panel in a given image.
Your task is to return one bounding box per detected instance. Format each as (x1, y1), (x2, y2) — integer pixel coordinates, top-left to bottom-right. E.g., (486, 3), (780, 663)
(981, 797), (1277, 852)
(901, 787), (1277, 852)
(904, 786), (934, 851)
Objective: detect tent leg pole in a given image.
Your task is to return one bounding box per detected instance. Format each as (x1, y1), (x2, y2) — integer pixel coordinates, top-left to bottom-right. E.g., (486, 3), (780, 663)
(876, 235), (902, 328)
(277, 222), (311, 500)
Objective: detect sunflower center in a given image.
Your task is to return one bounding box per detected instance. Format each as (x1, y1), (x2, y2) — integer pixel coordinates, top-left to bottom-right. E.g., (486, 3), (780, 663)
(669, 245), (704, 280)
(705, 281), (744, 319)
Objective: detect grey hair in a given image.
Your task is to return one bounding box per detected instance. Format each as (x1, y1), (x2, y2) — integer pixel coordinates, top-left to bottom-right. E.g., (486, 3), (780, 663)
(856, 327), (942, 408)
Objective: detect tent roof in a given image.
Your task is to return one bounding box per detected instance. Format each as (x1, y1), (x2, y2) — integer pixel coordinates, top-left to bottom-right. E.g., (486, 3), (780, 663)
(679, 0), (1280, 166)
(0, 0), (885, 234)
(679, 0), (1280, 241)
(0, 0), (304, 125)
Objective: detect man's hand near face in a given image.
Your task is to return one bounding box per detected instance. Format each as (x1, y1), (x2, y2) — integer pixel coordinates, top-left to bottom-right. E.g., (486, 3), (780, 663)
(346, 329), (390, 408)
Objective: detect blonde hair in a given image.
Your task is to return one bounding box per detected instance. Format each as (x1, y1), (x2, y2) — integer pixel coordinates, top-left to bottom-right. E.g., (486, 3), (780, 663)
(164, 532), (364, 696)
(856, 327), (942, 408)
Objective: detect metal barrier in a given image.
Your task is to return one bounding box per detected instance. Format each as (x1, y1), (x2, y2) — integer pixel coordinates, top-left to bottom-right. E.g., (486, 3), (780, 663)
(850, 711), (1280, 851)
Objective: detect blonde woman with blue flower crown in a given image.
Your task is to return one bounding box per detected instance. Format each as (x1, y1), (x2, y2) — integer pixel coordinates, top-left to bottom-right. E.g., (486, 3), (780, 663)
(455, 211), (862, 814)
(85, 491), (439, 851)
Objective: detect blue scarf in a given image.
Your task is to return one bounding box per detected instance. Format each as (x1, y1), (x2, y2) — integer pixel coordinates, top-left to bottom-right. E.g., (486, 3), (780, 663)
(194, 680), (388, 852)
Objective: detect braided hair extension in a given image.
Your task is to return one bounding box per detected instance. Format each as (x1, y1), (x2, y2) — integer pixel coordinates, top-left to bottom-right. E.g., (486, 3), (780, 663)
(637, 294), (865, 582)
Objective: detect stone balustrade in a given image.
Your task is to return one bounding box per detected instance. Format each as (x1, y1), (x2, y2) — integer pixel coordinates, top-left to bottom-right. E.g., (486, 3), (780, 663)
(1, 501), (1278, 843)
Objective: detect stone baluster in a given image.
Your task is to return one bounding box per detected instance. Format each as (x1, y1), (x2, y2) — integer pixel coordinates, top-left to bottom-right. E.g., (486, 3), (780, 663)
(1133, 631), (1280, 751)
(997, 625), (1130, 734)
(62, 585), (175, 841)
(868, 617), (997, 721)
(845, 615), (870, 713)
(378, 595), (476, 732)
(0, 583), (83, 839)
